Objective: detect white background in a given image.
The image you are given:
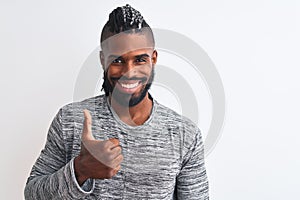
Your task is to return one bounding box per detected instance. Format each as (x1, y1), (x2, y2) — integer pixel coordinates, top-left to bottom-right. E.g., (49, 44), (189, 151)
(1, 0), (299, 199)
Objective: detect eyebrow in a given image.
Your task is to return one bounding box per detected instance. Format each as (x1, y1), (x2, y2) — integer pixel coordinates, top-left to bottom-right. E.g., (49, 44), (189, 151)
(135, 54), (150, 59)
(108, 53), (150, 60)
(108, 55), (122, 60)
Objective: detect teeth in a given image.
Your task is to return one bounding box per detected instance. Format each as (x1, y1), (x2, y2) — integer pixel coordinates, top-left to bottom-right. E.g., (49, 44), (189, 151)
(121, 82), (139, 89)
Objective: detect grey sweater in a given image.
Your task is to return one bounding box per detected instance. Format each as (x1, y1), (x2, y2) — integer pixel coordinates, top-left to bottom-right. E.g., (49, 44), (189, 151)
(24, 94), (209, 199)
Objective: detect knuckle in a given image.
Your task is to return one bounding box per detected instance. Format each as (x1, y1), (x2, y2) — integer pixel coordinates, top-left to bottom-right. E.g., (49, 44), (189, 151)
(101, 147), (110, 155)
(106, 154), (114, 161)
(117, 146), (122, 154)
(107, 154), (115, 160)
(103, 141), (110, 149)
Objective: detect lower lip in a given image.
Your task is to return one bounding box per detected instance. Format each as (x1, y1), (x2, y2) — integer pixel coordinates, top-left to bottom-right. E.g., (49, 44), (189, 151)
(115, 81), (142, 94)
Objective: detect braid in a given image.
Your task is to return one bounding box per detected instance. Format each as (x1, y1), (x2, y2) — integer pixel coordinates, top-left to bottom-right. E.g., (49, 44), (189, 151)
(100, 4), (154, 45)
(121, 4), (144, 28)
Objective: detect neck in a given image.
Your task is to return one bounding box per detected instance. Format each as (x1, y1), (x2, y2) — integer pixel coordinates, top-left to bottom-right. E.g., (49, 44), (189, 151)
(108, 93), (153, 126)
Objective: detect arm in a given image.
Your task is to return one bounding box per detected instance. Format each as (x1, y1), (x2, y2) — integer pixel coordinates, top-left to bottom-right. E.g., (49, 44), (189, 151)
(24, 108), (94, 200)
(176, 129), (209, 200)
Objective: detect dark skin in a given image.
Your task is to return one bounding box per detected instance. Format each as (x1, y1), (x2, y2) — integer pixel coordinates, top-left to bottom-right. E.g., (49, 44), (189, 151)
(74, 110), (123, 185)
(74, 33), (157, 185)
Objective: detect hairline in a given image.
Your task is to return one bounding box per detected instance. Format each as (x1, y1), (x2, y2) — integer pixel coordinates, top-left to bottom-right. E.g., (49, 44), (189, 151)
(100, 28), (155, 49)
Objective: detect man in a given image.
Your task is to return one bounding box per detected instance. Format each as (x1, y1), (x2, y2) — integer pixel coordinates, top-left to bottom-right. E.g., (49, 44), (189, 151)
(25, 4), (209, 199)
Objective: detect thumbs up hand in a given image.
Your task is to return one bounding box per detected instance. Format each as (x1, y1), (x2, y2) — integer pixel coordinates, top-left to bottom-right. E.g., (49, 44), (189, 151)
(74, 109), (123, 185)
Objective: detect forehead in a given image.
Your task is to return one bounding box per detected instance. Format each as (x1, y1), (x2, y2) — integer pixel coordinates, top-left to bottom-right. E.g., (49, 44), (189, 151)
(101, 32), (154, 58)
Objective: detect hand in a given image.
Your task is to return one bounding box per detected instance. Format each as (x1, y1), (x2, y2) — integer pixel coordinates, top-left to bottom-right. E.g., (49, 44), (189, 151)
(74, 109), (123, 185)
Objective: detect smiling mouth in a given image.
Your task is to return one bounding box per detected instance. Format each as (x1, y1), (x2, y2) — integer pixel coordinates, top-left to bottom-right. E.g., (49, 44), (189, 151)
(113, 80), (143, 94)
(120, 81), (140, 89)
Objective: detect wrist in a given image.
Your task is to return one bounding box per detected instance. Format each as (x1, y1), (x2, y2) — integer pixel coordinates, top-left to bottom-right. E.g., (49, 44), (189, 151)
(74, 155), (89, 186)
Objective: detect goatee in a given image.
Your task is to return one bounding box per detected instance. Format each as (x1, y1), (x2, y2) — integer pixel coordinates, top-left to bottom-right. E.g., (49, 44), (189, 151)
(101, 69), (154, 107)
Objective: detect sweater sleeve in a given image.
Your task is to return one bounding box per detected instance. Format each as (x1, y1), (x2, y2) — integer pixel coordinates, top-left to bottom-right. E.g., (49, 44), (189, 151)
(24, 108), (95, 200)
(175, 129), (209, 200)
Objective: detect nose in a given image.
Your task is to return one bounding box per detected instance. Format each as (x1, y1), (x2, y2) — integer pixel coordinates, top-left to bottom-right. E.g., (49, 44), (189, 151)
(121, 61), (136, 77)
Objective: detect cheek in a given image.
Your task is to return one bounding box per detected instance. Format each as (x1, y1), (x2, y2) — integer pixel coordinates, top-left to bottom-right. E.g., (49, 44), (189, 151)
(107, 64), (153, 78)
(135, 64), (152, 76)
(107, 66), (121, 78)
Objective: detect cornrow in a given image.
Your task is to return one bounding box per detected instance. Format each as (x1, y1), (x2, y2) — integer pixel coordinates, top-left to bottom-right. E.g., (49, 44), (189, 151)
(122, 4), (144, 28)
(100, 4), (154, 45)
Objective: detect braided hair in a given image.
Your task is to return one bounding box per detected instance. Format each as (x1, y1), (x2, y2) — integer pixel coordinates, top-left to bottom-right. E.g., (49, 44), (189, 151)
(100, 4), (155, 46)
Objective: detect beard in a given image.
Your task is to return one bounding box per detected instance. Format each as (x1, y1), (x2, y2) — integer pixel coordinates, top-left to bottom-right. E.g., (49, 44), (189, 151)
(102, 69), (155, 107)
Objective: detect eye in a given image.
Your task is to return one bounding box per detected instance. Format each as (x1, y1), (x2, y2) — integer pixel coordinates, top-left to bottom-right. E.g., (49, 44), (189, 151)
(112, 58), (123, 64)
(135, 58), (147, 63)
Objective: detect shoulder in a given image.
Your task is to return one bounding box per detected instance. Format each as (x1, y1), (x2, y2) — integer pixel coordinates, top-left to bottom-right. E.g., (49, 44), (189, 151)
(154, 100), (201, 143)
(59, 94), (106, 121)
(154, 100), (199, 132)
(62, 94), (104, 110)
(154, 100), (203, 156)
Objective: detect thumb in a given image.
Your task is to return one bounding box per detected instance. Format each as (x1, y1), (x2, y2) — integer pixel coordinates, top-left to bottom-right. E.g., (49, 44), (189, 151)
(81, 109), (95, 141)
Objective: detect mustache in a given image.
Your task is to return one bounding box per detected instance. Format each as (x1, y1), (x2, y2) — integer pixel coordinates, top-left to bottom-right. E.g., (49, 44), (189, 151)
(110, 76), (148, 83)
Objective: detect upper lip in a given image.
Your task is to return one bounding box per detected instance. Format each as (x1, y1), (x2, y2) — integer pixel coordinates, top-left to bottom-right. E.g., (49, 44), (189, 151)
(112, 76), (147, 84)
(118, 80), (140, 84)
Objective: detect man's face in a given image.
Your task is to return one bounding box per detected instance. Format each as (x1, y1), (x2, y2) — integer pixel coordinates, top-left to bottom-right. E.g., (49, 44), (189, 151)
(101, 32), (157, 107)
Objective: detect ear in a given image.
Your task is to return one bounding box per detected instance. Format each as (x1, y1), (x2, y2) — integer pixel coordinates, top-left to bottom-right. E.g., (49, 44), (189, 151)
(100, 51), (105, 70)
(151, 50), (158, 66)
